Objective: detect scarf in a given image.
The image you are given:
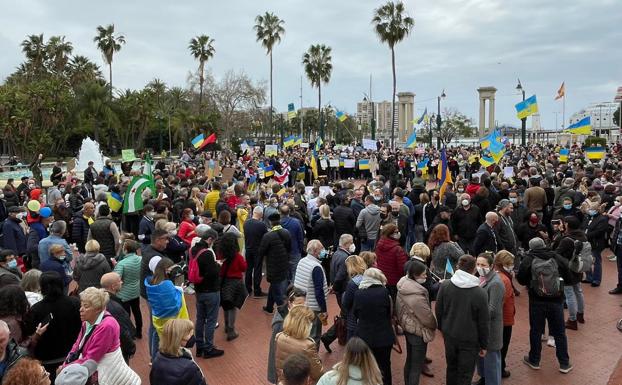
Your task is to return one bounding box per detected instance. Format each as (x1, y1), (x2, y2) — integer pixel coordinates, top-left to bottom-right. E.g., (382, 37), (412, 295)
(358, 275), (384, 290)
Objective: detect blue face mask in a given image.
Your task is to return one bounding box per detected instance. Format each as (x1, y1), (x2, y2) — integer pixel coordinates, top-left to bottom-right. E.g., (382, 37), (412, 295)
(319, 250), (328, 259)
(563, 204), (572, 210)
(588, 209), (597, 216)
(7, 259), (17, 269)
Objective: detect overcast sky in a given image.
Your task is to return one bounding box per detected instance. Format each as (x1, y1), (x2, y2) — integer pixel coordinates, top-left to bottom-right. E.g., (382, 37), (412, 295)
(1, 0), (621, 131)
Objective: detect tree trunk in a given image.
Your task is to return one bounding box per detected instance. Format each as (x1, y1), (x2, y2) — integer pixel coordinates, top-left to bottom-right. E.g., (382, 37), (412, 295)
(109, 63), (113, 99)
(391, 46), (396, 150)
(318, 81), (322, 141)
(199, 62), (204, 112)
(269, 51), (273, 143)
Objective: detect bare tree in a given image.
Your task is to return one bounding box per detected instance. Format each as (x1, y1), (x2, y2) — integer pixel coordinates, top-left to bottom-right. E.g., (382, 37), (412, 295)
(438, 107), (475, 145)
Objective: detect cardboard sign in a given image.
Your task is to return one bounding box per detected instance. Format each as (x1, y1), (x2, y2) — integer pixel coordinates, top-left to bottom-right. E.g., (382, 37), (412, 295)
(121, 149), (138, 162)
(66, 159), (76, 172)
(265, 144), (278, 157)
(221, 167), (235, 183)
(329, 159), (339, 167)
(344, 159), (356, 168)
(362, 138), (376, 150)
(503, 166), (514, 178)
(205, 160), (220, 180)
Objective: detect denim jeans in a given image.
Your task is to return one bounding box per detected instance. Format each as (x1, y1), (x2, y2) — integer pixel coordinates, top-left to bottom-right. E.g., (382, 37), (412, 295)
(528, 300), (570, 366)
(564, 284), (584, 321)
(585, 249), (602, 284)
(404, 333), (427, 385)
(195, 291), (220, 352)
(361, 238), (376, 252)
(477, 350), (501, 385)
(289, 254), (301, 283)
(266, 280), (287, 312)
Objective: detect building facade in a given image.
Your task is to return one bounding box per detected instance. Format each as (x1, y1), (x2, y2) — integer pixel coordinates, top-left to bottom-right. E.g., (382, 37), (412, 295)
(569, 102), (619, 138)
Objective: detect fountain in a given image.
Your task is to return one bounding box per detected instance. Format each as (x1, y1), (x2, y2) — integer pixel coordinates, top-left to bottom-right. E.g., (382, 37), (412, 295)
(75, 137), (105, 171)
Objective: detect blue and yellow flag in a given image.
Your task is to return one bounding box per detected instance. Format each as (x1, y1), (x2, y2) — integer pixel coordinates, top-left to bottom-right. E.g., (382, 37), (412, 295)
(359, 159), (370, 170)
(566, 117), (592, 135)
(248, 175), (257, 192)
(515, 95), (538, 119)
(288, 103), (296, 120)
(417, 108), (427, 125)
(191, 133), (205, 149)
(417, 159), (428, 175)
(314, 137), (323, 152)
(559, 148), (569, 163)
(107, 191), (123, 213)
(489, 139), (504, 155)
(336, 110), (347, 122)
(437, 147), (453, 199)
(263, 165), (274, 177)
(405, 130), (417, 148)
(586, 147), (605, 161)
(284, 135), (296, 148)
(479, 130), (499, 149)
(480, 156), (494, 167)
(294, 135), (303, 146)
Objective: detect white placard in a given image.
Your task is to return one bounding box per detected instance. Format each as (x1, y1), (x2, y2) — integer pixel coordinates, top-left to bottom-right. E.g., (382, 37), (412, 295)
(300, 142), (309, 148)
(320, 159), (328, 169)
(265, 144), (278, 156)
(344, 159), (356, 168)
(503, 166), (514, 178)
(362, 138), (376, 150)
(329, 159), (339, 167)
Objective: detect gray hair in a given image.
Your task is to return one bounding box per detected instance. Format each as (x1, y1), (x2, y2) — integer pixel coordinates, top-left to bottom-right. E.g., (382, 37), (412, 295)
(306, 239), (324, 255)
(339, 234), (353, 247)
(363, 267), (387, 285)
(50, 220), (66, 235)
(0, 320), (8, 334)
(253, 206), (264, 216)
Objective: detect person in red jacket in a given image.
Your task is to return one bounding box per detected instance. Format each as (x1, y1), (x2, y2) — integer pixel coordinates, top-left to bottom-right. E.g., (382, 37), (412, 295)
(217, 232), (247, 341)
(177, 208), (196, 246)
(375, 223), (408, 301)
(465, 176), (481, 198)
(494, 250), (517, 379)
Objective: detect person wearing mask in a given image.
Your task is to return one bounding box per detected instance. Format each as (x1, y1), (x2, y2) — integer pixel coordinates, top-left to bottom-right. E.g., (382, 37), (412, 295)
(450, 193), (481, 254)
(100, 272), (137, 363)
(517, 237), (573, 374)
(353, 268), (394, 385)
(341, 255), (369, 341)
(583, 201), (609, 287)
(428, 224), (464, 279)
(396, 259), (437, 385)
(553, 178), (577, 208)
(267, 286), (307, 384)
(435, 255), (489, 385)
(281, 205), (305, 282)
(496, 199), (518, 256)
(375, 224), (409, 302)
(260, 213), (292, 314)
(20, 269), (42, 306)
(473, 212), (500, 256)
(294, 240), (329, 349)
(1, 207), (27, 259)
(138, 204), (156, 245)
(473, 252), (505, 385)
(413, 193), (430, 244)
(320, 234), (355, 352)
(274, 305), (324, 384)
(244, 206), (269, 297)
(554, 216), (588, 329)
(217, 232), (247, 341)
(178, 208), (197, 247)
(87, 205), (120, 265)
(0, 250), (21, 283)
(191, 226), (223, 359)
(356, 195), (382, 251)
(162, 221), (188, 264)
(316, 337), (383, 385)
(508, 190), (527, 231)
(150, 318), (207, 385)
(37, 220), (72, 267)
(517, 211), (549, 250)
(492, 250), (517, 379)
(71, 202), (94, 254)
(113, 239), (143, 339)
(40, 245), (72, 292)
(63, 287), (140, 384)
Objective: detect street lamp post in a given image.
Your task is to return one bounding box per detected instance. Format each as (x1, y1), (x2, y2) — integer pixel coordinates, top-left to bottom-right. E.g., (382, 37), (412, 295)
(429, 113), (434, 149)
(516, 79), (526, 146)
(437, 90), (446, 148)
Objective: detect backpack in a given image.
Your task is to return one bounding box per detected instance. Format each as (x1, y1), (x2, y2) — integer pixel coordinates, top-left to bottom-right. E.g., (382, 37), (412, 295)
(188, 248), (210, 284)
(530, 256), (562, 297)
(569, 240), (593, 274)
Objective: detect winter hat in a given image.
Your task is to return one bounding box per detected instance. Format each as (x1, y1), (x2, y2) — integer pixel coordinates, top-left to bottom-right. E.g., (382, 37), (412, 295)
(55, 360), (97, 385)
(30, 188), (42, 201)
(148, 256), (162, 274)
(27, 200), (41, 212)
(529, 237), (546, 251)
(39, 207), (52, 218)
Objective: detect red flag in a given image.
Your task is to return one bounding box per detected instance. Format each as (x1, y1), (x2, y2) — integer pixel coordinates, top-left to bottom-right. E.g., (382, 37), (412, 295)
(199, 133), (217, 150)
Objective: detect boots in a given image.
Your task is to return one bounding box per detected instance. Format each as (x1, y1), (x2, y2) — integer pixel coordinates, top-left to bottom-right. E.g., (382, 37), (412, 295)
(565, 319), (578, 330)
(577, 312), (585, 324)
(226, 329), (239, 341)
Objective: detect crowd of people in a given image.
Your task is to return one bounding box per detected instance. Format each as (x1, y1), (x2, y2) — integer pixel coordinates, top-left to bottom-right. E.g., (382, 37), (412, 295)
(0, 140), (621, 385)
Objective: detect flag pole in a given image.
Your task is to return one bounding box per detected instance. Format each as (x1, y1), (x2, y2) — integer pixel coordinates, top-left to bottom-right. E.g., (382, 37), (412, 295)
(562, 93), (566, 131)
(300, 75), (304, 140)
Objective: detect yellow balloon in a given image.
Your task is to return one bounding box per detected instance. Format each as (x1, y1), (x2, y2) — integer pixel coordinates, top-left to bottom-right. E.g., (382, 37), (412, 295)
(27, 200), (41, 212)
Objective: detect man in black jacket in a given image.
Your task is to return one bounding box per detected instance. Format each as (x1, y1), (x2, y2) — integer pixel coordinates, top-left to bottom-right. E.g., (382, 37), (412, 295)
(436, 255), (489, 385)
(451, 193), (481, 254)
(0, 320), (27, 383)
(259, 213), (292, 314)
(100, 272), (136, 363)
(473, 212), (499, 256)
(192, 225), (223, 359)
(517, 237), (573, 374)
(333, 192), (356, 242)
(583, 201), (609, 287)
(244, 206), (269, 297)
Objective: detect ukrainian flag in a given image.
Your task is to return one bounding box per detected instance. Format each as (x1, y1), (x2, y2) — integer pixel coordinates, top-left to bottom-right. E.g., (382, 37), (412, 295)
(585, 147), (605, 161)
(491, 148), (506, 164)
(336, 110), (348, 122)
(264, 165), (274, 177)
(405, 130), (417, 148)
(315, 137), (323, 152)
(294, 135), (303, 146)
(310, 153), (319, 179)
(515, 95), (538, 120)
(288, 103), (296, 120)
(566, 117), (592, 135)
(191, 133), (205, 149)
(437, 148), (453, 199)
(479, 130), (499, 149)
(559, 148), (569, 163)
(284, 135), (296, 148)
(417, 108), (427, 125)
(417, 159), (428, 175)
(489, 139), (504, 154)
(107, 191), (123, 213)
(480, 156), (494, 167)
(359, 159), (370, 170)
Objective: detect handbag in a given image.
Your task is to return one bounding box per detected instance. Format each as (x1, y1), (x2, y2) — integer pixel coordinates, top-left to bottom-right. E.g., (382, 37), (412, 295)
(389, 297), (402, 354)
(334, 316), (347, 346)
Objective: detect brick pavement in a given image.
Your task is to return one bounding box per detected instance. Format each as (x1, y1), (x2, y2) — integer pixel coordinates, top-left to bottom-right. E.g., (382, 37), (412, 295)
(130, 251), (622, 385)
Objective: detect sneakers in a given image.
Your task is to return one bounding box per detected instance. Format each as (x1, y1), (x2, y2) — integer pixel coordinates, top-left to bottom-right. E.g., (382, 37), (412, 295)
(565, 319), (578, 330)
(523, 355), (540, 370)
(609, 287), (622, 295)
(202, 348), (224, 359)
(559, 363), (574, 374)
(547, 336), (556, 347)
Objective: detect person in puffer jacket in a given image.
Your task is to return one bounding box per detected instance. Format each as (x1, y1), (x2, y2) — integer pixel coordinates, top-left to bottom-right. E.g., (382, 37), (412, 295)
(375, 223), (409, 301)
(355, 195), (382, 251)
(397, 259), (437, 385)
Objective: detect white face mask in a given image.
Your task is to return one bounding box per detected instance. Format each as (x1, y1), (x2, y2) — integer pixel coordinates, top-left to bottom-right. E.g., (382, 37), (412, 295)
(188, 214), (195, 221)
(476, 267), (490, 276)
(615, 201), (621, 207)
(503, 266), (514, 273)
(415, 277), (427, 284)
(16, 212), (25, 220)
(391, 232), (401, 240)
(348, 244), (356, 253)
(462, 199), (470, 207)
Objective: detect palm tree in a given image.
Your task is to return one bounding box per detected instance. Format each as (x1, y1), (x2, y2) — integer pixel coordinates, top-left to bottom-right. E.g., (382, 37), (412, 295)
(188, 35), (215, 111)
(67, 55), (102, 87)
(372, 1), (414, 149)
(254, 12), (285, 138)
(302, 44), (332, 140)
(21, 34), (47, 76)
(46, 36), (73, 73)
(93, 24), (126, 98)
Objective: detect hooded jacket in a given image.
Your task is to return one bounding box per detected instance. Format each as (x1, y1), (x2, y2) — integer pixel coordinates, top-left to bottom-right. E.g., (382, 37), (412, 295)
(435, 270), (489, 349)
(396, 276), (437, 342)
(355, 204), (382, 240)
(73, 252), (112, 293)
(554, 229), (588, 286)
(375, 236), (409, 286)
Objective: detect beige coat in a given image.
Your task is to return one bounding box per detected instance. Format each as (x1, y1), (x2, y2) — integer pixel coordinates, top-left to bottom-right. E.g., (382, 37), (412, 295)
(274, 332), (323, 382)
(396, 276), (437, 343)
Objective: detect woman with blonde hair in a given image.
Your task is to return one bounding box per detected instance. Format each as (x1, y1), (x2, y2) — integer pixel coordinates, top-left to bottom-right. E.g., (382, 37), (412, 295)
(317, 337), (383, 385)
(341, 255), (368, 340)
(150, 319), (207, 385)
(313, 204), (336, 250)
(358, 251), (377, 268)
(73, 239), (111, 293)
(353, 268), (394, 385)
(64, 287), (140, 384)
(275, 305), (324, 383)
